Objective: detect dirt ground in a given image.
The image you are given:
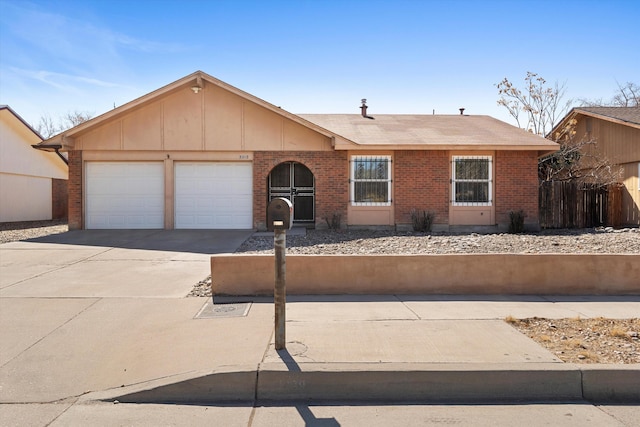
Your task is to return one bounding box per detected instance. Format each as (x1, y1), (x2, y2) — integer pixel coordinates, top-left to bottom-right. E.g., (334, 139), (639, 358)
(507, 317), (640, 364)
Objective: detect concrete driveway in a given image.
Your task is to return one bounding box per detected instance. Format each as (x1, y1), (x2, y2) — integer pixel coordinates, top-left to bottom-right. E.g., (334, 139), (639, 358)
(0, 229), (253, 298)
(1, 229), (273, 405)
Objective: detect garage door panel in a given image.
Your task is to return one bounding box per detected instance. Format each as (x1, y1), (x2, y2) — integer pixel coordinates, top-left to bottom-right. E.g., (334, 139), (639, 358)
(86, 162), (164, 229)
(175, 162), (252, 229)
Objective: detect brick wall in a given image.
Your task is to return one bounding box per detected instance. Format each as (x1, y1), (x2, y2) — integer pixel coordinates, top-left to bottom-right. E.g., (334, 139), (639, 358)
(253, 151), (348, 230)
(394, 151), (450, 225)
(494, 150), (540, 225)
(67, 150), (83, 230)
(51, 178), (68, 220)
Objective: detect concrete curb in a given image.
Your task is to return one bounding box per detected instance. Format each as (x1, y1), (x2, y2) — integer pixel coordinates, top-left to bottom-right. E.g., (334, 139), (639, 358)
(91, 363), (640, 405)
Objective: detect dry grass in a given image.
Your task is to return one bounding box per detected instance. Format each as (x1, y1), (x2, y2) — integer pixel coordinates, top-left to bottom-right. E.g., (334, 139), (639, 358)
(506, 317), (640, 364)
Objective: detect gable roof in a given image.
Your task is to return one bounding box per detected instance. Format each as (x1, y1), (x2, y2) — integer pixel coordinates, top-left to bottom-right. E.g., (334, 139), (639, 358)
(37, 70), (348, 149)
(0, 105), (43, 139)
(551, 107), (640, 139)
(0, 105), (67, 175)
(574, 107), (640, 127)
(36, 70), (558, 154)
(300, 113), (558, 152)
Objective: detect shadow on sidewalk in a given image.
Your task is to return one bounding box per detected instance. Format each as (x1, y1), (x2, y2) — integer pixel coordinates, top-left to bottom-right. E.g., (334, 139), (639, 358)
(277, 348), (340, 426)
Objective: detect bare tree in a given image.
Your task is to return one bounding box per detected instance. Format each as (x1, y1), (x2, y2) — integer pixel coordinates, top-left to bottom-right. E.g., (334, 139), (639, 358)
(539, 118), (622, 186)
(577, 81), (639, 107)
(34, 110), (93, 139)
(496, 72), (572, 136)
(34, 114), (58, 139)
(63, 110), (93, 127)
(610, 82), (639, 107)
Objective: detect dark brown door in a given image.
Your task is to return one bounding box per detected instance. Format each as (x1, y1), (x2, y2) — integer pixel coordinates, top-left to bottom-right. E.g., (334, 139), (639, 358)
(269, 162), (314, 222)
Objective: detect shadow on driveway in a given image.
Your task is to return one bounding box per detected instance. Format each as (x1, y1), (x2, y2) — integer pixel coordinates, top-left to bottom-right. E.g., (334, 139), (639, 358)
(21, 229), (255, 254)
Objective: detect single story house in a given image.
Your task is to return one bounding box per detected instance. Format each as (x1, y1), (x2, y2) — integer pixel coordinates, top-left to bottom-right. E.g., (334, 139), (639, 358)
(35, 71), (558, 231)
(551, 107), (640, 226)
(0, 105), (68, 222)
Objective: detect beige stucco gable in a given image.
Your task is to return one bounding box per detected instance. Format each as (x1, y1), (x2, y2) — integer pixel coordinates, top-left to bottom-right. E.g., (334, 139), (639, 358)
(0, 107), (67, 179)
(67, 72), (336, 152)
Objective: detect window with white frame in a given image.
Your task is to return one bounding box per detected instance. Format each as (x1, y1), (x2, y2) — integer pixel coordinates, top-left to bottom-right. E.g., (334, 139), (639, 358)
(451, 156), (492, 206)
(350, 156), (392, 205)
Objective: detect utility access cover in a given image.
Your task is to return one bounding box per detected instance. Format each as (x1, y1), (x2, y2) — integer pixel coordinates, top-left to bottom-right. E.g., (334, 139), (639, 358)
(195, 300), (252, 319)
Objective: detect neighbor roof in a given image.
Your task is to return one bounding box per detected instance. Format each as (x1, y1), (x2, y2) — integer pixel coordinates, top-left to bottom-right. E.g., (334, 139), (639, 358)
(550, 107), (640, 140)
(0, 105), (43, 139)
(574, 107), (640, 126)
(300, 113), (558, 152)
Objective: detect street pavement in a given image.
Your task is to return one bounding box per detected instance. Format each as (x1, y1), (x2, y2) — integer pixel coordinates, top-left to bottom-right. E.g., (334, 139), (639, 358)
(0, 230), (638, 426)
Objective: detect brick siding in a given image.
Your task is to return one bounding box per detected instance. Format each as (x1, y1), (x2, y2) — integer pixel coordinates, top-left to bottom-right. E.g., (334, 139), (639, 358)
(394, 150), (450, 225)
(51, 178), (68, 220)
(66, 149), (539, 230)
(68, 150), (83, 230)
(253, 151), (348, 230)
(494, 150), (540, 225)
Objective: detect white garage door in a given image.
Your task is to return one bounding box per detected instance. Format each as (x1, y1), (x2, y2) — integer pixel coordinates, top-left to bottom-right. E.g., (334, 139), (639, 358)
(175, 162), (252, 229)
(85, 162), (164, 229)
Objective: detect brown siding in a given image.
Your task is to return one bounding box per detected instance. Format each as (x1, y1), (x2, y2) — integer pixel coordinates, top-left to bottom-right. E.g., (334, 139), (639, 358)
(494, 151), (539, 226)
(253, 151), (348, 230)
(394, 150), (449, 225)
(68, 150), (83, 230)
(621, 162), (640, 226)
(590, 119), (640, 165)
(51, 178), (68, 220)
(572, 115), (640, 225)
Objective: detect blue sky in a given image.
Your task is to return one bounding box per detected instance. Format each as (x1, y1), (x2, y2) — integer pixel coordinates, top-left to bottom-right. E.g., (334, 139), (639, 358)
(1, 0), (638, 131)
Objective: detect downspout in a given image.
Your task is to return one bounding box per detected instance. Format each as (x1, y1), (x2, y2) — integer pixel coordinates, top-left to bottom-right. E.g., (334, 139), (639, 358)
(31, 143), (68, 165)
(54, 147), (69, 165)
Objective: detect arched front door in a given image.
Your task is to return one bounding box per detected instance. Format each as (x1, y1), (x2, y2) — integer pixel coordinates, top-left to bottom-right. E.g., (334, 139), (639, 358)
(269, 162), (315, 223)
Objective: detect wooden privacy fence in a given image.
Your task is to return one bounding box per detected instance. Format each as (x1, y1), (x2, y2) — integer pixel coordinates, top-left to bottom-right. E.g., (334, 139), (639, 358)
(539, 181), (622, 229)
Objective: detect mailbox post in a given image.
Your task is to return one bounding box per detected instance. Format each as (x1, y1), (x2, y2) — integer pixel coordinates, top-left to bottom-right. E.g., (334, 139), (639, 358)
(267, 198), (293, 350)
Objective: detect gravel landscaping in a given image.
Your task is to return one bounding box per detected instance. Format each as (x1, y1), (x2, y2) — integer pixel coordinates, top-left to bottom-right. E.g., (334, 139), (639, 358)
(0, 220), (68, 243)
(236, 227), (640, 255)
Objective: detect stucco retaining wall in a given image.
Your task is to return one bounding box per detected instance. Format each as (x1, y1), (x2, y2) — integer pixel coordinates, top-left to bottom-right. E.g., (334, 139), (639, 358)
(211, 254), (640, 295)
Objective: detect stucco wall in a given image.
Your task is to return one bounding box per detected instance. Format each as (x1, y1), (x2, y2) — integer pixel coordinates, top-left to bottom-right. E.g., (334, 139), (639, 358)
(0, 108), (67, 222)
(0, 173), (52, 222)
(211, 254), (640, 295)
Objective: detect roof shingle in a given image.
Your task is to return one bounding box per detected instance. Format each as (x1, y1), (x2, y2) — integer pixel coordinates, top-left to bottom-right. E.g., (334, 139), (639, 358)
(299, 113), (557, 149)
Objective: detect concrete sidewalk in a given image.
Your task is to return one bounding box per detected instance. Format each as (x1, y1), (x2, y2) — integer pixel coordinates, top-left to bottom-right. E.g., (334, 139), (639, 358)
(4, 292), (638, 405)
(88, 295), (640, 405)
(1, 294), (639, 425)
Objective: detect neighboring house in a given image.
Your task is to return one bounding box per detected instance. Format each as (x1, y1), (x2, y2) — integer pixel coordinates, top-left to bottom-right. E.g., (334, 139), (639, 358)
(552, 107), (640, 226)
(0, 105), (68, 222)
(35, 71), (557, 231)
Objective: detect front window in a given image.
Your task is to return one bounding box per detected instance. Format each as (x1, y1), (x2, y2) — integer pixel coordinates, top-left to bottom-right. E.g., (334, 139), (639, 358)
(350, 156), (392, 205)
(452, 156), (492, 206)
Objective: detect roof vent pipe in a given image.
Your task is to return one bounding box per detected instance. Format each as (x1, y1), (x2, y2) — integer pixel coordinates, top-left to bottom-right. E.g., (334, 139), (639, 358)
(360, 99), (374, 119)
(459, 108), (465, 115)
(360, 99), (368, 117)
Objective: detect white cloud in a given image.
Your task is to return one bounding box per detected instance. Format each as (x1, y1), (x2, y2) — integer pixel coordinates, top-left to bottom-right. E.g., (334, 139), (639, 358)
(9, 67), (134, 92)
